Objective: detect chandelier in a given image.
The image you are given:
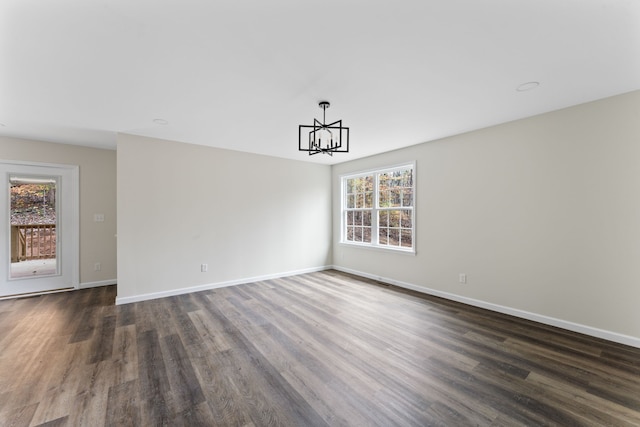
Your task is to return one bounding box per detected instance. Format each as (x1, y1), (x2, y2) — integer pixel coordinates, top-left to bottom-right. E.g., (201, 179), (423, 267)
(298, 101), (349, 156)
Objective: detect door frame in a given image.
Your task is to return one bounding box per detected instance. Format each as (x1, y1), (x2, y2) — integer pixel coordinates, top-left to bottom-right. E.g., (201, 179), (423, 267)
(1, 159), (79, 297)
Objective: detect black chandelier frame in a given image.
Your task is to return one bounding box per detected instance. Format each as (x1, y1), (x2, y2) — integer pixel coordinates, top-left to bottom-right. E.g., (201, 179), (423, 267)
(298, 101), (349, 156)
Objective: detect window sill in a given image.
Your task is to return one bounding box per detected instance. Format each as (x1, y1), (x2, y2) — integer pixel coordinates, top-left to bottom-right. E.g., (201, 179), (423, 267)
(339, 241), (416, 256)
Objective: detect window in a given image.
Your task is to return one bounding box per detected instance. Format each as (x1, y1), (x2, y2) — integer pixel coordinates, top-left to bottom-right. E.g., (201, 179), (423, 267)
(342, 163), (415, 252)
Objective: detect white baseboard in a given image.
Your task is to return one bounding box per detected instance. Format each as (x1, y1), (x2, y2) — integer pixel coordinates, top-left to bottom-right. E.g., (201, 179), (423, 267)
(79, 279), (117, 289)
(332, 265), (640, 349)
(115, 265), (331, 306)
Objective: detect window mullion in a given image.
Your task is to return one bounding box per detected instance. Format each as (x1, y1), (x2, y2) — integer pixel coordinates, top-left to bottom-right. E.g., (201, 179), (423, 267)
(372, 172), (379, 246)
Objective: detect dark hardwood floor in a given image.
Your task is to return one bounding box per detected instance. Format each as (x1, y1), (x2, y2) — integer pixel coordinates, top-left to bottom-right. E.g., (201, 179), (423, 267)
(1, 270), (639, 426)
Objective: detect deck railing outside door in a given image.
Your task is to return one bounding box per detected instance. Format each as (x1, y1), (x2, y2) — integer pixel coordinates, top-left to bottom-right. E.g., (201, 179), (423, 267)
(10, 224), (56, 262)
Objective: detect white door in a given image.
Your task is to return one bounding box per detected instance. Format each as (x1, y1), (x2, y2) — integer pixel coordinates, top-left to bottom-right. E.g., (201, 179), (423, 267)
(0, 161), (78, 297)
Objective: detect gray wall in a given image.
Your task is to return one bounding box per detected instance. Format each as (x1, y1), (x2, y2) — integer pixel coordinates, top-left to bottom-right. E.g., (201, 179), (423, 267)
(332, 90), (640, 344)
(116, 134), (332, 302)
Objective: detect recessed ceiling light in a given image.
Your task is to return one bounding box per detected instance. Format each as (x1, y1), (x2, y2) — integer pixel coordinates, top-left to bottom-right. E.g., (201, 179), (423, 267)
(516, 82), (540, 92)
(153, 118), (168, 125)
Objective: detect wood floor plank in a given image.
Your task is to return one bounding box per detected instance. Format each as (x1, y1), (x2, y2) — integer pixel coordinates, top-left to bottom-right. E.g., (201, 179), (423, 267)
(110, 324), (138, 385)
(170, 401), (217, 426)
(161, 333), (206, 413)
(115, 302), (136, 327)
(89, 315), (116, 364)
(29, 341), (93, 425)
(185, 307), (253, 425)
(35, 416), (68, 427)
(105, 379), (140, 427)
(136, 329), (172, 426)
(0, 402), (38, 427)
(68, 306), (99, 344)
(165, 296), (203, 349)
(67, 360), (115, 427)
(0, 270), (639, 426)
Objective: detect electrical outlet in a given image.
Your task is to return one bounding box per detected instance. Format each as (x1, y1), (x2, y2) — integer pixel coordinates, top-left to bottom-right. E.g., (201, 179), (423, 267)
(94, 262), (101, 272)
(94, 214), (105, 222)
(459, 273), (467, 284)
(201, 264), (208, 272)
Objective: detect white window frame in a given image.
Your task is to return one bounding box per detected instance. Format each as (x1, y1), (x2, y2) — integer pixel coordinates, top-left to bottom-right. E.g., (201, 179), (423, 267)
(341, 162), (416, 253)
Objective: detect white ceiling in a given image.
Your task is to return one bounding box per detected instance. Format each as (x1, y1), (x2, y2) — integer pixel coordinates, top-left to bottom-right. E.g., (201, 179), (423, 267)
(1, 0), (639, 165)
